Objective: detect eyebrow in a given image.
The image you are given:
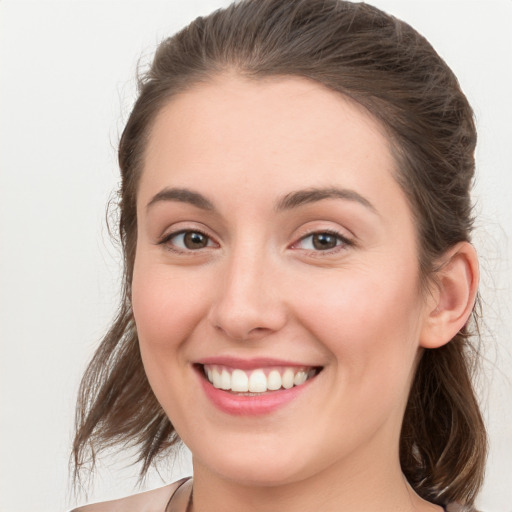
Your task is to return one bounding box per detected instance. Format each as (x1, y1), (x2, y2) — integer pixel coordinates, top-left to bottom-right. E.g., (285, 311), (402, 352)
(147, 187), (215, 211)
(275, 187), (378, 214)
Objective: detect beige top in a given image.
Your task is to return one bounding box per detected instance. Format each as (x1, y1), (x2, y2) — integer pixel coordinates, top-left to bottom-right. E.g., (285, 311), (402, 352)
(71, 478), (192, 512)
(71, 478), (464, 512)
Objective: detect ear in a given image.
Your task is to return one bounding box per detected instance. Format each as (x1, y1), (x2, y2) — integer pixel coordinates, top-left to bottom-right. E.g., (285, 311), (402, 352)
(420, 242), (479, 349)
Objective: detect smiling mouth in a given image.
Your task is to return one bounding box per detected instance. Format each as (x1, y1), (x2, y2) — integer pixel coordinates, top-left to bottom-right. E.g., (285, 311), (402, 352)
(198, 364), (322, 394)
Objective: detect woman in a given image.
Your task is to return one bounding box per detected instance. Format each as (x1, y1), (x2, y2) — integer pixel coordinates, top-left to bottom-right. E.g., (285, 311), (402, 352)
(72, 0), (487, 510)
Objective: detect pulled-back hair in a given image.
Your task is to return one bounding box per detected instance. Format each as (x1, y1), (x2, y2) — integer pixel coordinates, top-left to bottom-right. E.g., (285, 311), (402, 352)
(73, 0), (487, 507)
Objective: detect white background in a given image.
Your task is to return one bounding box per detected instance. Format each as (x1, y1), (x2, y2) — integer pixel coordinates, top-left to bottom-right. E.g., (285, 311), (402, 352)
(1, 1), (511, 511)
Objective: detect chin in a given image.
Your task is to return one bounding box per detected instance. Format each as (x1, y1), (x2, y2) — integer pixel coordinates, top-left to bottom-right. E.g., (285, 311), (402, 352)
(216, 464), (302, 487)
(193, 442), (321, 488)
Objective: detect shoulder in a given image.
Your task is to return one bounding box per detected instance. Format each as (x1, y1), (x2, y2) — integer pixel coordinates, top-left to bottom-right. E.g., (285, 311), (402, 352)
(70, 479), (187, 512)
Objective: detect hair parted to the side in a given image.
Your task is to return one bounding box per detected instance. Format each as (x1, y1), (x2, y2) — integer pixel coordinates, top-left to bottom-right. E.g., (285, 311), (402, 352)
(73, 0), (487, 507)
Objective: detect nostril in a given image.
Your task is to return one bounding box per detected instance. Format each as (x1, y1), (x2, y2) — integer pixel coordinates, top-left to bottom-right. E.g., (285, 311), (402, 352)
(249, 326), (268, 334)
(212, 323), (274, 342)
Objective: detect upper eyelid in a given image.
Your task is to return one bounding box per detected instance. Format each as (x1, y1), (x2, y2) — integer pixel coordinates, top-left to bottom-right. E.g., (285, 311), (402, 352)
(292, 226), (353, 243)
(291, 230), (352, 248)
(157, 221), (217, 241)
(290, 218), (356, 238)
(299, 228), (350, 240)
(157, 228), (218, 250)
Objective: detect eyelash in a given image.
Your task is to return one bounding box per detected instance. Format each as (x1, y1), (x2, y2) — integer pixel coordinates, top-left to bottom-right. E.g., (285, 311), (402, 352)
(158, 229), (217, 254)
(292, 229), (353, 254)
(158, 228), (353, 256)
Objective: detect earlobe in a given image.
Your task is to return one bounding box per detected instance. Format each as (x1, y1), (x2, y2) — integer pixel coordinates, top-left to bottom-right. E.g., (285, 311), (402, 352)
(420, 242), (479, 349)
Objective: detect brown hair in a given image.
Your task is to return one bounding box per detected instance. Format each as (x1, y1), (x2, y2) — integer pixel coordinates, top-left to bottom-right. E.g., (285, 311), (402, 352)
(73, 0), (487, 507)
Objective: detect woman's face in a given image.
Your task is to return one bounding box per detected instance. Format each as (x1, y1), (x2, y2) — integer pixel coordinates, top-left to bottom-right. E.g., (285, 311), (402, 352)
(132, 75), (432, 486)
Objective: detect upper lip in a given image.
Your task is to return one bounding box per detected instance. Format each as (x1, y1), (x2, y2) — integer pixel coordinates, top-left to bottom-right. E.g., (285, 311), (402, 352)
(195, 356), (321, 370)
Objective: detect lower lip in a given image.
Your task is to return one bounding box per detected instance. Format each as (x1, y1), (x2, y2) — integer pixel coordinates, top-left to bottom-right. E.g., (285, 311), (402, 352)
(198, 370), (315, 416)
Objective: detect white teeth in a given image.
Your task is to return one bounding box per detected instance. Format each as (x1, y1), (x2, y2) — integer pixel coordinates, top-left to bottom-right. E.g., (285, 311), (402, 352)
(231, 369), (249, 392)
(281, 368), (295, 389)
(220, 369), (231, 390)
(294, 370), (308, 386)
(248, 369), (267, 392)
(267, 370), (282, 391)
(204, 365), (317, 393)
(212, 368), (222, 388)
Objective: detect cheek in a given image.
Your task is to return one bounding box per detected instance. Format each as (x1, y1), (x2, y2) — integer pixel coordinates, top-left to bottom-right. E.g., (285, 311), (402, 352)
(131, 260), (209, 358)
(308, 276), (423, 443)
(131, 260), (212, 423)
(294, 261), (424, 384)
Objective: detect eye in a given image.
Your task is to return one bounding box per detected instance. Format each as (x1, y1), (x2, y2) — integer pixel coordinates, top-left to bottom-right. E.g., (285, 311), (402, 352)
(160, 230), (216, 251)
(293, 231), (351, 251)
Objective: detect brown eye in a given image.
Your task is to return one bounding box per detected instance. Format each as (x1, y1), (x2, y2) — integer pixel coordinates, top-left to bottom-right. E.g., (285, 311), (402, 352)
(293, 231), (351, 252)
(311, 233), (339, 250)
(183, 231), (209, 249)
(162, 230), (214, 251)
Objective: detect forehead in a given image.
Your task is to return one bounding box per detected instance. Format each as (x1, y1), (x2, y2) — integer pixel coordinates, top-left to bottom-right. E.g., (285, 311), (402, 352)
(139, 74), (403, 215)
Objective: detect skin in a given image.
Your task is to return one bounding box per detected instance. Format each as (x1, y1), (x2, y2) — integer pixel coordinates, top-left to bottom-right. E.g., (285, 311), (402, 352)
(131, 74), (464, 512)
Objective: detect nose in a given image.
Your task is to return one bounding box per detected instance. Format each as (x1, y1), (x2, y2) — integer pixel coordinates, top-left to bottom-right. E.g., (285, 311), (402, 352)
(207, 248), (288, 342)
